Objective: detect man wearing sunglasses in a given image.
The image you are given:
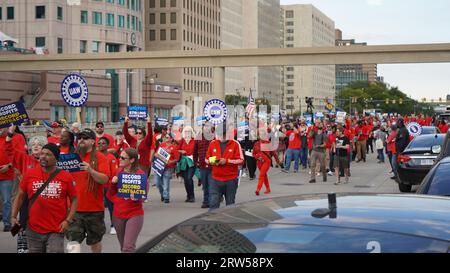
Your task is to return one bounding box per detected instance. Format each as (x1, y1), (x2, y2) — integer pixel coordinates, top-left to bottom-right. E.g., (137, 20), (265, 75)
(95, 122), (114, 150)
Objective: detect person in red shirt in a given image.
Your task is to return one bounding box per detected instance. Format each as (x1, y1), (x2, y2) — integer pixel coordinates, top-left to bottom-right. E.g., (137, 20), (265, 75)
(438, 120), (449, 134)
(0, 127), (26, 232)
(386, 125), (398, 175)
(178, 126), (197, 203)
(153, 133), (180, 203)
(11, 143), (77, 253)
(95, 122), (114, 149)
(47, 122), (63, 145)
(110, 148), (145, 253)
(98, 136), (118, 235)
(281, 124), (301, 173)
(355, 121), (369, 162)
(112, 131), (129, 161)
(66, 128), (110, 253)
(253, 128), (281, 196)
(205, 124), (244, 210)
(327, 126), (337, 175)
(123, 116), (153, 176)
(59, 129), (76, 155)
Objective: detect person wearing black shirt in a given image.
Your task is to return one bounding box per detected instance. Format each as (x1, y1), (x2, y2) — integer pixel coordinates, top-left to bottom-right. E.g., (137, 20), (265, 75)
(334, 128), (350, 185)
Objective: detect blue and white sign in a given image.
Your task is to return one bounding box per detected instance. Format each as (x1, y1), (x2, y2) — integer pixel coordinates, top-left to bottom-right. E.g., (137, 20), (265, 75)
(151, 147), (171, 177)
(57, 153), (82, 173)
(117, 173), (147, 200)
(304, 114), (313, 127)
(203, 99), (228, 125)
(155, 117), (169, 126)
(61, 74), (88, 107)
(172, 116), (184, 126)
(196, 116), (207, 126)
(407, 122), (423, 137)
(128, 105), (148, 120)
(0, 101), (29, 129)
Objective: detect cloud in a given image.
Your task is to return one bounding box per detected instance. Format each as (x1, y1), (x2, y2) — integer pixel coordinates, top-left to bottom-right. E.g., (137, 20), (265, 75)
(367, 0), (383, 6)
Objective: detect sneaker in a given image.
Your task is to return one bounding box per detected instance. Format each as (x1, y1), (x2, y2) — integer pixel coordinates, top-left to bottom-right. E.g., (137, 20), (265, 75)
(152, 183), (156, 187)
(281, 169), (289, 174)
(164, 199), (170, 203)
(334, 181), (341, 185)
(294, 170), (299, 173)
(185, 198), (195, 203)
(309, 179), (316, 184)
(161, 196), (164, 202)
(316, 173), (321, 177)
(201, 204), (209, 209)
(328, 171), (334, 176)
(264, 190), (271, 194)
(255, 191), (260, 196)
(249, 177), (255, 181)
(308, 171), (312, 175)
(109, 227), (117, 235)
(3, 225), (11, 232)
(242, 172), (248, 178)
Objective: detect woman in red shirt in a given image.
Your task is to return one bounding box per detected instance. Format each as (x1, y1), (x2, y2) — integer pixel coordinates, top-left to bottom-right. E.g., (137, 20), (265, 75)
(178, 126), (196, 202)
(110, 148), (145, 253)
(122, 116), (153, 176)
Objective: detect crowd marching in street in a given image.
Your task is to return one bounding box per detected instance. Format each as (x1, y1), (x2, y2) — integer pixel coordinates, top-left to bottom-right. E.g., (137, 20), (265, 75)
(0, 111), (444, 253)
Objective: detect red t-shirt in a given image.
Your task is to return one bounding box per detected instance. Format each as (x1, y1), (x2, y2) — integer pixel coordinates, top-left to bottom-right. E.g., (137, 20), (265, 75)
(439, 124), (449, 134)
(157, 142), (180, 169)
(178, 139), (195, 156)
(286, 130), (301, 149)
(96, 134), (115, 149)
(326, 133), (337, 149)
(0, 135), (26, 180)
(47, 136), (60, 145)
(20, 168), (76, 234)
(109, 169), (145, 219)
(59, 146), (71, 155)
(104, 153), (118, 190)
(71, 151), (110, 212)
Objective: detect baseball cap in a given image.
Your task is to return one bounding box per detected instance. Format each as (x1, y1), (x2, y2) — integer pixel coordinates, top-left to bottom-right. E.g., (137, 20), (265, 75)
(51, 121), (63, 128)
(78, 128), (96, 140)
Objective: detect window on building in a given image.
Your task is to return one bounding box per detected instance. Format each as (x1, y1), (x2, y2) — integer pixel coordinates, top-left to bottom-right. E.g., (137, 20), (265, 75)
(118, 15), (125, 28)
(286, 10), (294, 18)
(107, 0), (114, 3)
(81, 10), (88, 23)
(7, 7), (14, 20)
(93, 12), (102, 25)
(286, 21), (294, 26)
(99, 107), (108, 122)
(35, 37), (45, 47)
(149, 13), (155, 24)
(51, 106), (65, 122)
(170, 0), (176, 7)
(85, 107), (98, 123)
(107, 13), (114, 26)
(57, 38), (63, 54)
(36, 6), (45, 19)
(170, 12), (176, 24)
(287, 29), (294, 34)
(286, 67), (294, 71)
(131, 16), (136, 30)
(287, 82), (294, 87)
(170, 29), (176, 40)
(92, 41), (100, 53)
(149, 30), (156, 41)
(287, 75), (294, 79)
(160, 13), (166, 24)
(286, 44), (294, 48)
(287, 90), (294, 95)
(160, 0), (166, 8)
(149, 0), (155, 8)
(127, 14), (130, 29)
(80, 40), (87, 53)
(0, 7), (2, 20)
(131, 0), (136, 10)
(160, 29), (166, 40)
(57, 6), (63, 20)
(68, 107), (77, 124)
(118, 0), (125, 5)
(286, 37), (294, 41)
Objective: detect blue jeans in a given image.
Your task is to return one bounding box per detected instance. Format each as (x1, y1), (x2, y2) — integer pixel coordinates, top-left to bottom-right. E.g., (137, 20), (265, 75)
(182, 166), (195, 200)
(209, 179), (238, 210)
(392, 154), (398, 177)
(300, 147), (308, 168)
(377, 149), (385, 162)
(103, 188), (114, 226)
(285, 148), (300, 172)
(155, 169), (173, 201)
(0, 180), (13, 228)
(200, 169), (212, 206)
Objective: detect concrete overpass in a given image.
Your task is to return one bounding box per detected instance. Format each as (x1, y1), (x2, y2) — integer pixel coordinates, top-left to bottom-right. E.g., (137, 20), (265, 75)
(1, 43), (450, 99)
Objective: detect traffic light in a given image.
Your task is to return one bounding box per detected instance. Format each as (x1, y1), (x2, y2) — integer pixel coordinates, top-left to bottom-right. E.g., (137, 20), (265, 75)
(392, 99), (396, 104)
(386, 98), (389, 105)
(399, 98), (403, 105)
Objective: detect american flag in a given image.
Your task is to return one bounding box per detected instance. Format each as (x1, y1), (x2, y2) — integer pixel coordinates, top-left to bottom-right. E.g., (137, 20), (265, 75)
(246, 89), (256, 118)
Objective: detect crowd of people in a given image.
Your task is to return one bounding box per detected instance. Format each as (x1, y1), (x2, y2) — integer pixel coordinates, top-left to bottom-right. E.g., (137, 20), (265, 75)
(0, 112), (444, 253)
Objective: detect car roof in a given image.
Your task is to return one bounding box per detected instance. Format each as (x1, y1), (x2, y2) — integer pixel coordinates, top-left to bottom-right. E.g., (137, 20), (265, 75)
(438, 156), (450, 164)
(187, 194), (450, 242)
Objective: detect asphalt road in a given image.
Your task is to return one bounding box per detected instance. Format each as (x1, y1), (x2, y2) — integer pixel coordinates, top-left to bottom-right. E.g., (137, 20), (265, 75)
(0, 152), (402, 253)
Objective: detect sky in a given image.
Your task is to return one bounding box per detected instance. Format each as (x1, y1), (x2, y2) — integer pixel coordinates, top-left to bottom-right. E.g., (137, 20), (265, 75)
(280, 0), (450, 101)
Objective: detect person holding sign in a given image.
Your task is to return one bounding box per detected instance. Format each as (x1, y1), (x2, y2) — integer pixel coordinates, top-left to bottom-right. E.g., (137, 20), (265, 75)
(154, 134), (180, 203)
(178, 126), (196, 203)
(109, 148), (145, 253)
(11, 143), (78, 253)
(123, 116), (153, 177)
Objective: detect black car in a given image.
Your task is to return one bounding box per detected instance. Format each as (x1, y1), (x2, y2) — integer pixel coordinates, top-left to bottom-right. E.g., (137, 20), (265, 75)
(396, 134), (444, 192)
(417, 156), (450, 196)
(136, 194), (450, 253)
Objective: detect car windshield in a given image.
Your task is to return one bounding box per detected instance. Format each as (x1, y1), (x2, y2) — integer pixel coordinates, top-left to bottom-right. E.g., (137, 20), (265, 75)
(407, 135), (444, 150)
(428, 163), (450, 196)
(422, 127), (437, 135)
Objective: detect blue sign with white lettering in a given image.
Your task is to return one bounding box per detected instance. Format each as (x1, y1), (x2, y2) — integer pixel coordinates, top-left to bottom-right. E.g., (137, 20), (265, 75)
(155, 117), (169, 126)
(128, 105), (148, 120)
(57, 153), (82, 173)
(204, 99), (228, 125)
(0, 101), (29, 129)
(61, 74), (89, 107)
(117, 173), (147, 200)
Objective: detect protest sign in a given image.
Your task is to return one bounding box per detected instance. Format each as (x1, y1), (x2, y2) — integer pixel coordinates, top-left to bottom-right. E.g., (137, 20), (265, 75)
(0, 101), (29, 129)
(172, 116), (184, 126)
(155, 117), (169, 126)
(57, 153), (82, 173)
(151, 147), (171, 177)
(117, 173), (147, 199)
(304, 114), (313, 127)
(336, 111), (347, 124)
(127, 105), (148, 120)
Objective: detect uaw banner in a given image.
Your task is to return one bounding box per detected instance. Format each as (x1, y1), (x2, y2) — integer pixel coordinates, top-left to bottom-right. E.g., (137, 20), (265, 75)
(0, 101), (29, 129)
(155, 117), (169, 126)
(152, 147), (171, 177)
(57, 153), (82, 173)
(128, 105), (148, 120)
(117, 173), (147, 200)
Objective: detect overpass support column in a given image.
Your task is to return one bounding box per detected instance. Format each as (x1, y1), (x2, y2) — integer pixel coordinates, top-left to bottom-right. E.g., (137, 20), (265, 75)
(213, 67), (225, 100)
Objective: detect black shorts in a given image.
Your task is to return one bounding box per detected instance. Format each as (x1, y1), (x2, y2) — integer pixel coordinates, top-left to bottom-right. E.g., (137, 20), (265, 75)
(334, 156), (350, 169)
(66, 212), (106, 246)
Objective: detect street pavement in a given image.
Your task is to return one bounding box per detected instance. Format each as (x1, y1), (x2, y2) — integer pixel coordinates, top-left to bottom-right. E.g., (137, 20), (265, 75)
(0, 152), (403, 253)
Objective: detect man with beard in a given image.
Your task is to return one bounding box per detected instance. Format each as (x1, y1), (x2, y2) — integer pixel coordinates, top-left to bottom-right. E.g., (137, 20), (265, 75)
(95, 122), (114, 149)
(66, 128), (110, 253)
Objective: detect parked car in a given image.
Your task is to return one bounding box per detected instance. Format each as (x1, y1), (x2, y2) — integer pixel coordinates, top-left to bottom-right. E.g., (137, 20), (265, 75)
(421, 126), (440, 135)
(136, 194), (450, 253)
(417, 156), (450, 196)
(435, 131), (450, 163)
(396, 134), (445, 192)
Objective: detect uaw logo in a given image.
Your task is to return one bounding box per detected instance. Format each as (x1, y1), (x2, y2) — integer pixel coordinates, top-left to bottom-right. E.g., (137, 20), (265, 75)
(407, 122), (423, 137)
(203, 99), (228, 125)
(61, 74), (89, 107)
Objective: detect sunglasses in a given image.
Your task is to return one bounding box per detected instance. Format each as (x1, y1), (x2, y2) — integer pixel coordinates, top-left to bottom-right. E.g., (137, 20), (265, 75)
(119, 156), (130, 160)
(79, 136), (92, 140)
(98, 142), (108, 145)
(96, 126), (104, 129)
(136, 132), (144, 135)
